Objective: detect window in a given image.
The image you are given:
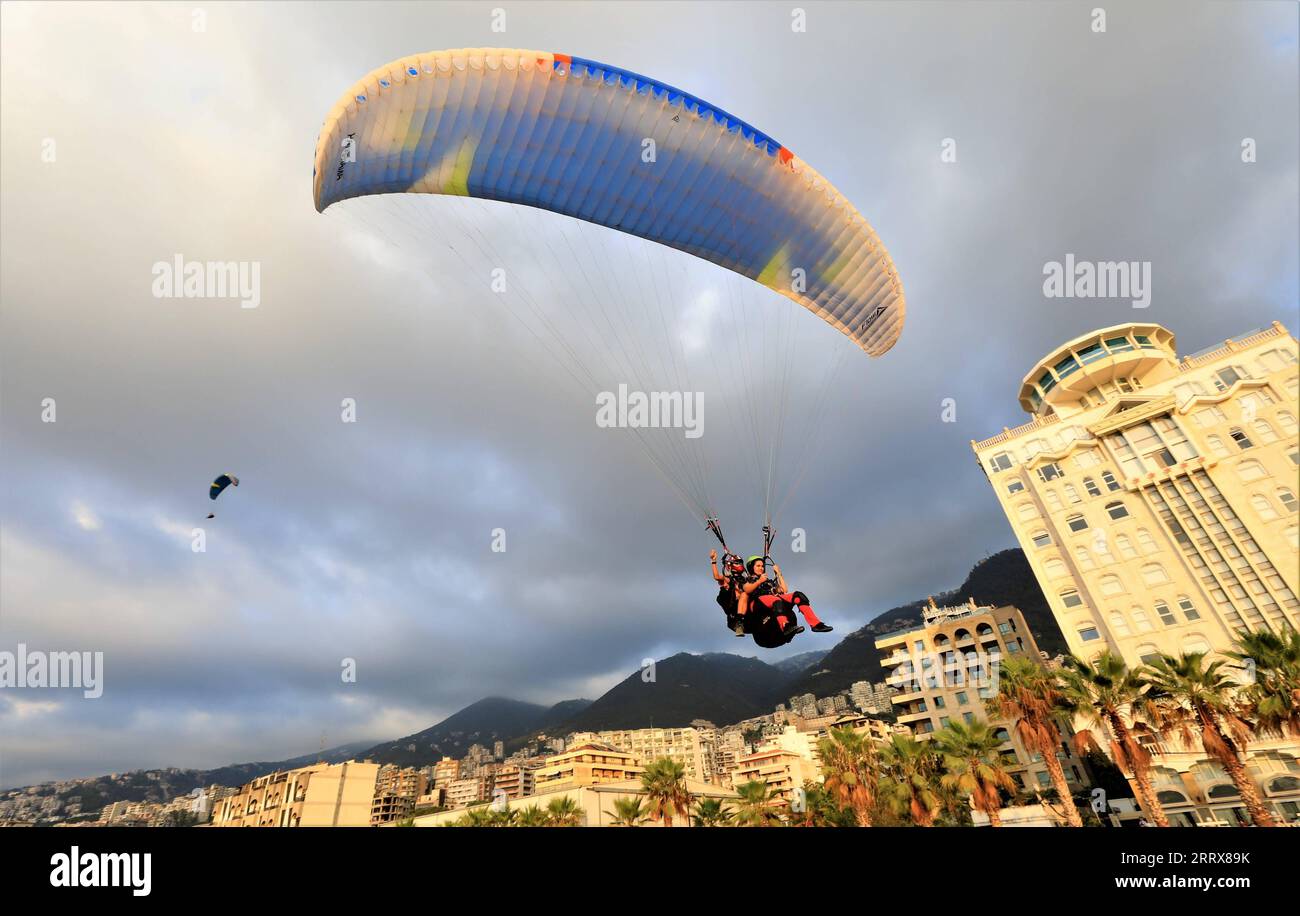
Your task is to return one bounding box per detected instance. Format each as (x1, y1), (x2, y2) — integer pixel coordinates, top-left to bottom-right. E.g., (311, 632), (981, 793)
(956, 691), (969, 705)
(1205, 434), (1230, 458)
(1155, 600), (1176, 626)
(1229, 427), (1253, 450)
(1083, 477), (1101, 497)
(1237, 460), (1267, 482)
(932, 695), (946, 709)
(1135, 335), (1157, 350)
(1074, 450), (1102, 469)
(1194, 405), (1227, 427)
(1101, 471), (1121, 491)
(1132, 607), (1154, 632)
(1078, 626), (1101, 642)
(998, 620), (1015, 635)
(1109, 611), (1131, 636)
(1063, 483), (1081, 504)
(1060, 589), (1084, 608)
(1215, 367), (1244, 390)
(1279, 488), (1298, 514)
(963, 712), (976, 724)
(1141, 563), (1170, 586)
(1100, 575), (1124, 597)
(1031, 531), (1051, 548)
(1077, 343), (1106, 364)
(1074, 546), (1094, 570)
(1278, 410), (1298, 435)
(1006, 480), (1025, 494)
(1025, 438), (1049, 458)
(1055, 354), (1081, 379)
(1106, 501), (1130, 520)
(1177, 597), (1200, 621)
(1252, 494), (1279, 521)
(1045, 489), (1063, 511)
(1017, 503), (1040, 522)
(1044, 557), (1067, 578)
(988, 452), (1015, 472)
(1136, 528), (1159, 554)
(1037, 463), (1063, 482)
(1257, 348), (1298, 371)
(1117, 534), (1137, 558)
(1067, 514), (1089, 532)
(1252, 420), (1277, 444)
(1105, 336), (1134, 353)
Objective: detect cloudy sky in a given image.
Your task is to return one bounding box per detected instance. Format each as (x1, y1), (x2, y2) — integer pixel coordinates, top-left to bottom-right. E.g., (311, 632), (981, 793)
(1, 1), (1296, 788)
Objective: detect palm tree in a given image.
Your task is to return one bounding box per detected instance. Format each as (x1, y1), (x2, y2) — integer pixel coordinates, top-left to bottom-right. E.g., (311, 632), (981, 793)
(985, 654), (1084, 827)
(732, 780), (783, 826)
(640, 758), (692, 827)
(1226, 627), (1300, 739)
(545, 796), (583, 827)
(454, 806), (493, 827)
(691, 797), (732, 827)
(1061, 651), (1168, 827)
(606, 797), (649, 826)
(515, 804), (549, 827)
(878, 734), (942, 826)
(816, 726), (879, 826)
(1142, 652), (1277, 827)
(934, 720), (1017, 827)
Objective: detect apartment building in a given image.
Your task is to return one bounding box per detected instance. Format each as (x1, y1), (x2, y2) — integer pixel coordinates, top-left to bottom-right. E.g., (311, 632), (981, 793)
(212, 761), (380, 827)
(568, 727), (714, 783)
(971, 320), (1300, 824)
(875, 601), (1088, 795)
(531, 741), (643, 793)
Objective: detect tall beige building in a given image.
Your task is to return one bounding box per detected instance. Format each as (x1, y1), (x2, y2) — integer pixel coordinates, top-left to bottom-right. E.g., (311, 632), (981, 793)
(567, 727), (714, 783)
(972, 321), (1300, 824)
(212, 761), (380, 827)
(876, 602), (1088, 795)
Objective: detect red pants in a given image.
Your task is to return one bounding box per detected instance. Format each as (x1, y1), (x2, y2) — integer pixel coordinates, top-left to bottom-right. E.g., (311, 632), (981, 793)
(756, 591), (822, 628)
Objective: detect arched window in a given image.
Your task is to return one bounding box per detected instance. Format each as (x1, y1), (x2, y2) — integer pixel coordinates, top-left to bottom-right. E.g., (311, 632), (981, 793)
(1205, 434), (1230, 458)
(1251, 493), (1279, 521)
(1136, 643), (1161, 664)
(1237, 459), (1267, 482)
(1063, 483), (1081, 504)
(1045, 489), (1063, 511)
(1060, 589), (1084, 608)
(1108, 611), (1131, 637)
(1067, 513), (1089, 532)
(1286, 525), (1299, 550)
(1278, 410), (1298, 435)
(1229, 427), (1253, 450)
(1030, 530), (1051, 548)
(1106, 500), (1130, 520)
(1154, 600), (1176, 626)
(1177, 596), (1201, 621)
(1073, 546), (1094, 570)
(1101, 471), (1121, 491)
(1017, 502), (1040, 522)
(1100, 575), (1124, 597)
(1252, 420), (1278, 444)
(1278, 488), (1298, 514)
(1136, 528), (1159, 554)
(1116, 533), (1137, 558)
(1083, 477), (1101, 497)
(1131, 607), (1154, 632)
(1141, 563), (1170, 586)
(1044, 557), (1067, 578)
(1182, 635), (1211, 655)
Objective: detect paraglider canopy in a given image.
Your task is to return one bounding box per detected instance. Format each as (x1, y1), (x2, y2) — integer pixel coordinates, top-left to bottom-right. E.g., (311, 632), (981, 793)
(210, 474), (239, 500)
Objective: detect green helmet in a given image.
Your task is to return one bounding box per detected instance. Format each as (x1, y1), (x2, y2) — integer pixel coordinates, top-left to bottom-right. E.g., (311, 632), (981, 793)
(746, 555), (765, 574)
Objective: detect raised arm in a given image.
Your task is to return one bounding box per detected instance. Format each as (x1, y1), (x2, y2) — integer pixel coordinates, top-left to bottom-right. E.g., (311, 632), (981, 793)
(772, 563), (788, 594)
(709, 550), (725, 585)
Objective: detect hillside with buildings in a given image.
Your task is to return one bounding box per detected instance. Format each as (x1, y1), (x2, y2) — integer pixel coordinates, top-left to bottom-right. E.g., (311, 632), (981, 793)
(786, 547), (1068, 698)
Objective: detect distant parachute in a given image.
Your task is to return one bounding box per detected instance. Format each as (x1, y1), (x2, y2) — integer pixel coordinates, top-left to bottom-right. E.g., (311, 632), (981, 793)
(312, 48), (907, 533)
(207, 474), (239, 519)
